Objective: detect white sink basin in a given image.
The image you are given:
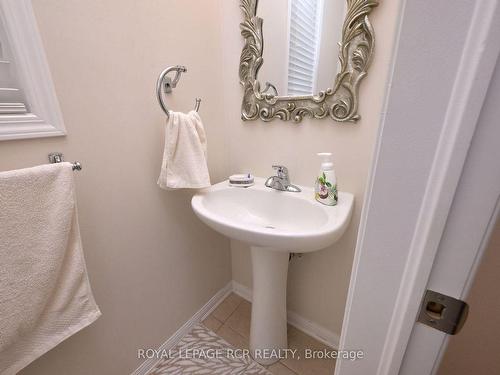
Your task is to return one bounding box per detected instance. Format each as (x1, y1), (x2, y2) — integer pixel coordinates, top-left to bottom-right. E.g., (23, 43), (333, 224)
(191, 177), (354, 365)
(191, 178), (353, 252)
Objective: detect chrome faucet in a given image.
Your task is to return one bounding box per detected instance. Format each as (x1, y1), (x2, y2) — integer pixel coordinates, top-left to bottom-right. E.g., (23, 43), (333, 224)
(265, 165), (301, 192)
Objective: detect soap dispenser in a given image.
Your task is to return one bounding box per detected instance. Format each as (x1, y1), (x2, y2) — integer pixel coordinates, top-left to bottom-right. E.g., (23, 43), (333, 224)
(315, 153), (338, 206)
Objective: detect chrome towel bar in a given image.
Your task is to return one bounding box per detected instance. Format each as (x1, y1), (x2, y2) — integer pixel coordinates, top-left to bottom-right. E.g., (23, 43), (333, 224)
(156, 65), (201, 118)
(48, 152), (82, 171)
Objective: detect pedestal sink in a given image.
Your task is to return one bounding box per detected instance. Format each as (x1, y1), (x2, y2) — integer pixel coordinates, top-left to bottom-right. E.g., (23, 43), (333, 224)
(191, 178), (353, 365)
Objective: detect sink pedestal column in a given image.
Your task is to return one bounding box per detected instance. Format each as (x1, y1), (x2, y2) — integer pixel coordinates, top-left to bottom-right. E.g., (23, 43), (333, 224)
(249, 246), (289, 365)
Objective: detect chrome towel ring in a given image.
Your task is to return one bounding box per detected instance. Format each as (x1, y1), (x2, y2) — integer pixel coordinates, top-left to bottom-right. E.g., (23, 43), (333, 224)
(156, 65), (201, 119)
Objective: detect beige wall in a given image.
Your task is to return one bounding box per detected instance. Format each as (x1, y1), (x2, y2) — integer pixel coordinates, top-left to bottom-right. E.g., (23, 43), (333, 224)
(0, 1), (231, 374)
(221, 1), (401, 335)
(438, 218), (500, 374)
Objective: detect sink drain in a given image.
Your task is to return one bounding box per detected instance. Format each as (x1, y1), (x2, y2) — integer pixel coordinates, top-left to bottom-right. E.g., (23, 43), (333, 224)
(264, 225), (275, 229)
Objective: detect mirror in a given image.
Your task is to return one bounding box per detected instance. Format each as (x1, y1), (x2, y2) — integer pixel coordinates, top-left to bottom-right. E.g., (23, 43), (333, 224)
(239, 0), (378, 123)
(257, 0), (345, 97)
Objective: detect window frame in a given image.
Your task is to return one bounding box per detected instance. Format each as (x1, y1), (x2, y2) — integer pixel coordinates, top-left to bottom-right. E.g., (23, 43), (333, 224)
(0, 0), (65, 141)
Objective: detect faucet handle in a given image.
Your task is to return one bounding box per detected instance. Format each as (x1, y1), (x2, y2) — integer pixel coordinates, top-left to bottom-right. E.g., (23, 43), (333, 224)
(272, 165), (289, 179)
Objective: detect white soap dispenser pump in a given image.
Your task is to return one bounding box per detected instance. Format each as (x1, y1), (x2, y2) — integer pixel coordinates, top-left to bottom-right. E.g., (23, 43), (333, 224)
(315, 152), (338, 206)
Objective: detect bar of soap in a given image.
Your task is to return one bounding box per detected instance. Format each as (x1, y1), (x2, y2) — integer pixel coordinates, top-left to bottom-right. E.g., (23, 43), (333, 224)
(229, 174), (254, 187)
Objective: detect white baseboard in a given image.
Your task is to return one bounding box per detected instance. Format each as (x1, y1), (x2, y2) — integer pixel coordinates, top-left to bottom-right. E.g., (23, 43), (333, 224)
(286, 310), (340, 349)
(131, 280), (340, 374)
(231, 279), (253, 301)
(131, 282), (233, 375)
(231, 280), (340, 349)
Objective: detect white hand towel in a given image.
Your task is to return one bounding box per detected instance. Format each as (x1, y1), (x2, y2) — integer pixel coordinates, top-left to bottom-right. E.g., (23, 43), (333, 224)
(0, 163), (101, 375)
(157, 110), (211, 189)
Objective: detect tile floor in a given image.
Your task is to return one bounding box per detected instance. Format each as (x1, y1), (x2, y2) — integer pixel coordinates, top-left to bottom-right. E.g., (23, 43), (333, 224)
(149, 293), (337, 375)
(208, 293), (336, 375)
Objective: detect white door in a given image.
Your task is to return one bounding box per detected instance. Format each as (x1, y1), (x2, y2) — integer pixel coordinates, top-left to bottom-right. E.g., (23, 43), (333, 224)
(399, 49), (500, 375)
(335, 1), (500, 375)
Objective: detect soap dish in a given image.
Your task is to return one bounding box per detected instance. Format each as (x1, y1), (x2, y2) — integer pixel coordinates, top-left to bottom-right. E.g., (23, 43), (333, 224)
(229, 174), (254, 187)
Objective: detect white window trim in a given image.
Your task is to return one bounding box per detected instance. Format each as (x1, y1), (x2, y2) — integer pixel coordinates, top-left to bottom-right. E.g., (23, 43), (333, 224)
(0, 0), (65, 141)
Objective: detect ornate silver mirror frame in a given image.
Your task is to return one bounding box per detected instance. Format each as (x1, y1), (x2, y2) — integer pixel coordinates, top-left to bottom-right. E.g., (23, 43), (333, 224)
(239, 0), (378, 123)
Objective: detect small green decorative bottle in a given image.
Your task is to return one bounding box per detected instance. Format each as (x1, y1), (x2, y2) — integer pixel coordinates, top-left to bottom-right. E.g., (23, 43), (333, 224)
(314, 153), (338, 206)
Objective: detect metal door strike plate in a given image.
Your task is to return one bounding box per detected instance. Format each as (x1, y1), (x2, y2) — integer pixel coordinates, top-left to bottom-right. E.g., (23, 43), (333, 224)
(417, 289), (469, 335)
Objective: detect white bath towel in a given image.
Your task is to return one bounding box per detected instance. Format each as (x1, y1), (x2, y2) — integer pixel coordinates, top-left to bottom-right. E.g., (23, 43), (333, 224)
(0, 163), (101, 375)
(157, 110), (211, 189)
